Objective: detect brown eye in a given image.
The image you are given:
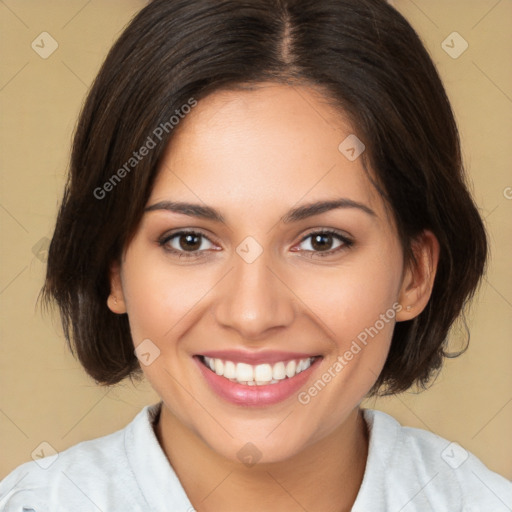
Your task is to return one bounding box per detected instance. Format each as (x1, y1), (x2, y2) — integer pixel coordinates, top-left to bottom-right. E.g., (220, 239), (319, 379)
(296, 230), (353, 257)
(177, 232), (202, 251)
(159, 230), (215, 258)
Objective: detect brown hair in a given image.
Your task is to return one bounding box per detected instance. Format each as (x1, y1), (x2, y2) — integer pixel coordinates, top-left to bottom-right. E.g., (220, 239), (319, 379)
(40, 0), (488, 395)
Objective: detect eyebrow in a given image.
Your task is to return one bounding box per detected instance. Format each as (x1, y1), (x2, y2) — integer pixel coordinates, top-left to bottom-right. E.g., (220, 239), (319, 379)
(144, 198), (376, 223)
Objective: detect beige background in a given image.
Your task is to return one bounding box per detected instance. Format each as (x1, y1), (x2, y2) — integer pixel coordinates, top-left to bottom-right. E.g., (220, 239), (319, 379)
(1, 0), (511, 481)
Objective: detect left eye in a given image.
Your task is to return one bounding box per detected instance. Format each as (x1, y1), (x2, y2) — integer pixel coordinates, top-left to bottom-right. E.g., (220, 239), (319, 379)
(295, 230), (353, 256)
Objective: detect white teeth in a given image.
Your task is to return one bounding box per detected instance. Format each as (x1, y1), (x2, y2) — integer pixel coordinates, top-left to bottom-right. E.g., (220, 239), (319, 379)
(202, 356), (316, 386)
(224, 360), (236, 379)
(272, 362), (286, 380)
(236, 362), (254, 382)
(285, 360), (296, 378)
(254, 363), (273, 383)
(214, 359), (224, 375)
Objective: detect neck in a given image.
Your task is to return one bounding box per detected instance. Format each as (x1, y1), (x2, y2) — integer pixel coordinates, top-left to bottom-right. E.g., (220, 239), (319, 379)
(155, 404), (368, 512)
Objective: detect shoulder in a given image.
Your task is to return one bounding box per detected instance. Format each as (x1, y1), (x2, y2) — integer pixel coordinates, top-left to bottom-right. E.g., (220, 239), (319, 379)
(353, 408), (512, 512)
(0, 404), (159, 512)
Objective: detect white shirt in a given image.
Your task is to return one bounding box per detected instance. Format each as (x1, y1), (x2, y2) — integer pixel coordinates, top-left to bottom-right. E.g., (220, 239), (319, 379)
(1, 401), (510, 511)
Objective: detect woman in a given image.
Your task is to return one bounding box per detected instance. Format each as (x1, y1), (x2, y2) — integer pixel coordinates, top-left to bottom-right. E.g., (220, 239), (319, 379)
(1, 0), (510, 510)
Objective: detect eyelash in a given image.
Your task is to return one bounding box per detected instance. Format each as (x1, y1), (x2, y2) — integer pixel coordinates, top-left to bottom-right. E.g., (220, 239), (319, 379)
(158, 229), (354, 259)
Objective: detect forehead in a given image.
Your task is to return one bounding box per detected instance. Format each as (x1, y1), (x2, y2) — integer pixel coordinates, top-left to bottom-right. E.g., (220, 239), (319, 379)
(149, 82), (386, 224)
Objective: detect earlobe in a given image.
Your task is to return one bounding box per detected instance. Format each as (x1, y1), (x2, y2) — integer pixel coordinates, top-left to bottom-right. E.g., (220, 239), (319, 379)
(107, 261), (127, 314)
(396, 230), (440, 322)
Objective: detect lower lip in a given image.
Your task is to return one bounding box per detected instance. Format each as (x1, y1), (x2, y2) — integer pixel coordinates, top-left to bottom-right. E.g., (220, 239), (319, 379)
(194, 356), (321, 407)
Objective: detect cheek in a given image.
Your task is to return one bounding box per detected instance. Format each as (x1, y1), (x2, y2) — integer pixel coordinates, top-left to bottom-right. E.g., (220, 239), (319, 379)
(120, 254), (214, 416)
(300, 249), (402, 344)
(122, 255), (215, 344)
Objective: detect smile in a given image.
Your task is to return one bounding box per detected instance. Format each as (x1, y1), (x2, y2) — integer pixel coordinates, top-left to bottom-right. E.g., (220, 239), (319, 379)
(194, 352), (323, 406)
(200, 355), (318, 386)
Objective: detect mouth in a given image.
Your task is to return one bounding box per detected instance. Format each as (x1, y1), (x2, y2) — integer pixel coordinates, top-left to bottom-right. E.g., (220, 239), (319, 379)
(193, 352), (323, 406)
(198, 355), (320, 385)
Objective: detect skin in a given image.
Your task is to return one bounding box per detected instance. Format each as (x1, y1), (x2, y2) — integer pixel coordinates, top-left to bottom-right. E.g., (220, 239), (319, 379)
(108, 82), (439, 512)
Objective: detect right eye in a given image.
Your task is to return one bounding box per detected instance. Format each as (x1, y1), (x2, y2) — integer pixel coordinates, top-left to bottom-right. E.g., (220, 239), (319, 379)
(158, 230), (217, 259)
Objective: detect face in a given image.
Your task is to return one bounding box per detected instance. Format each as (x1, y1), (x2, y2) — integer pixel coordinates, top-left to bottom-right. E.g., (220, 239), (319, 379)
(109, 82), (426, 463)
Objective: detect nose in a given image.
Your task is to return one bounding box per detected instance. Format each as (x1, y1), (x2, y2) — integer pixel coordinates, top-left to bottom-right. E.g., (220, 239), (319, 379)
(212, 249), (296, 341)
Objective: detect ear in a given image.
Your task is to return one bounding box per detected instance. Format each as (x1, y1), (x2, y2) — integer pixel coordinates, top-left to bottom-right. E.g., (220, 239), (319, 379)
(396, 230), (440, 322)
(106, 260), (127, 314)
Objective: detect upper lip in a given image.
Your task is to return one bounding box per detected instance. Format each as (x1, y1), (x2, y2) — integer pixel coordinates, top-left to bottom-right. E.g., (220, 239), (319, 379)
(197, 350), (321, 365)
